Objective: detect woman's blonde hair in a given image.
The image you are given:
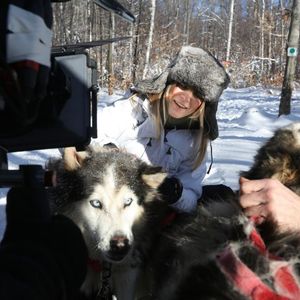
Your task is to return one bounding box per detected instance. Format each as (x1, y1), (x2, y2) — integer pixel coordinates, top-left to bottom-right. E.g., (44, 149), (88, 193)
(146, 84), (209, 169)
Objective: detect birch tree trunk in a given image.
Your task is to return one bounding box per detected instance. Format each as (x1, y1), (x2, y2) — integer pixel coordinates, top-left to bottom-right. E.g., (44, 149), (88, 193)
(108, 12), (115, 95)
(128, 0), (135, 81)
(183, 0), (191, 45)
(280, 0), (287, 73)
(99, 10), (104, 88)
(279, 0), (300, 116)
(88, 0), (92, 42)
(226, 0), (235, 61)
(142, 0), (156, 79)
(174, 0), (180, 38)
(132, 0), (143, 83)
(260, 0), (265, 76)
(267, 1), (274, 76)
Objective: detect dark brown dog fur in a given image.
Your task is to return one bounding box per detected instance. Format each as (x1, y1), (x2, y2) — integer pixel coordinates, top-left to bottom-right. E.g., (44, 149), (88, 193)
(241, 122), (300, 195)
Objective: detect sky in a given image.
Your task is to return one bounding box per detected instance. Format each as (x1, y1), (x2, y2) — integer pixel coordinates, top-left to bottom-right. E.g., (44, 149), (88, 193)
(0, 86), (300, 239)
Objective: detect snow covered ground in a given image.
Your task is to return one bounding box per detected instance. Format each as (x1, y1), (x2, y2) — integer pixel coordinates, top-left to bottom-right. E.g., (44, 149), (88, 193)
(1, 86), (300, 238)
(204, 86), (300, 189)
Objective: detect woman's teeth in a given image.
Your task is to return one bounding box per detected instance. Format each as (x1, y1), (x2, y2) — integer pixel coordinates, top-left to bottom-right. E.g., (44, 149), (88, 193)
(174, 100), (187, 109)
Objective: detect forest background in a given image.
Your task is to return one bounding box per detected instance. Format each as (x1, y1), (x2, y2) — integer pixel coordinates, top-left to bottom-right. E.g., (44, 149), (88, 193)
(52, 0), (298, 91)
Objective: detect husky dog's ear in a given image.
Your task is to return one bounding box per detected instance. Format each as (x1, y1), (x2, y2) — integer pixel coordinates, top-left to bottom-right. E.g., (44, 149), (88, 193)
(142, 166), (167, 189)
(63, 147), (89, 171)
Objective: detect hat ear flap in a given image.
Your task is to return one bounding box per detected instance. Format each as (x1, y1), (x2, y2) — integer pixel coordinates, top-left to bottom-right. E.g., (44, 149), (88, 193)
(133, 70), (169, 95)
(204, 102), (219, 140)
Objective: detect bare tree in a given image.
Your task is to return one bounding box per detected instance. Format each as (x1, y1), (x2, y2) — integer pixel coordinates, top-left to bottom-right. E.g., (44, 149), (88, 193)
(279, 1), (291, 73)
(279, 0), (300, 116)
(128, 0), (135, 82)
(183, 0), (191, 45)
(108, 12), (115, 95)
(226, 0), (235, 61)
(142, 0), (156, 79)
(260, 0), (266, 76)
(99, 9), (105, 88)
(50, 0), (298, 90)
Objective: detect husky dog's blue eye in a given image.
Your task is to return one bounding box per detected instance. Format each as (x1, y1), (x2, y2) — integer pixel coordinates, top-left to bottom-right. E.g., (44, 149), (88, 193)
(124, 197), (133, 207)
(90, 200), (103, 209)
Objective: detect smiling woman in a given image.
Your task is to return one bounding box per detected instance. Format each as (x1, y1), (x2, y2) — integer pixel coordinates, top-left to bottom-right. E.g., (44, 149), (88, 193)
(166, 84), (203, 119)
(95, 46), (231, 213)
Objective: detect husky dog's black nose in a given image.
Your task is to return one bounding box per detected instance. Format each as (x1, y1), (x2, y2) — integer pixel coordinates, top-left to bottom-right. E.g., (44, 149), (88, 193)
(110, 234), (129, 251)
(108, 232), (130, 261)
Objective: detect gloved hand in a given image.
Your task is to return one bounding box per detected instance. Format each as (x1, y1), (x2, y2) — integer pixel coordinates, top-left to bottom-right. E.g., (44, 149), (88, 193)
(158, 176), (183, 204)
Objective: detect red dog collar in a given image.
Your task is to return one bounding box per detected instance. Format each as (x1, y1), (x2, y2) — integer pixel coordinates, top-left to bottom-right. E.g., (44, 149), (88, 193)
(87, 257), (102, 273)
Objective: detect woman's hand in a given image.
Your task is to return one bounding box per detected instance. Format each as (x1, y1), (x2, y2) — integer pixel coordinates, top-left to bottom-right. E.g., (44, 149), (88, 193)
(239, 177), (300, 232)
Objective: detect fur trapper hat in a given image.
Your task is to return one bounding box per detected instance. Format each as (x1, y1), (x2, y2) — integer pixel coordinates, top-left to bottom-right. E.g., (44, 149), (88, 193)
(133, 46), (230, 140)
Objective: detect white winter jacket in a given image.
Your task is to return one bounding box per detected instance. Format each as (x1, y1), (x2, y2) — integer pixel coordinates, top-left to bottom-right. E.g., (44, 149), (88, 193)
(95, 94), (207, 213)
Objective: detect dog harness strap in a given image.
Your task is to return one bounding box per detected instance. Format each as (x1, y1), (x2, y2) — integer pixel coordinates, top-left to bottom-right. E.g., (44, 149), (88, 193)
(217, 246), (291, 300)
(249, 219), (278, 259)
(252, 286), (291, 300)
(249, 226), (267, 254)
(274, 265), (300, 299)
(248, 225), (300, 298)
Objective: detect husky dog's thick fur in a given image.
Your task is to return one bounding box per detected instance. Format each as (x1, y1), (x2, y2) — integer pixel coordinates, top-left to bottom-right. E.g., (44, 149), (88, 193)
(47, 147), (168, 300)
(241, 122), (300, 195)
(46, 122), (300, 300)
(146, 199), (300, 300)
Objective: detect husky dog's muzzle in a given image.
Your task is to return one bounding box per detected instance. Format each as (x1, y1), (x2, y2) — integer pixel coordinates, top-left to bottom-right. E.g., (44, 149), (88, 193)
(105, 231), (131, 262)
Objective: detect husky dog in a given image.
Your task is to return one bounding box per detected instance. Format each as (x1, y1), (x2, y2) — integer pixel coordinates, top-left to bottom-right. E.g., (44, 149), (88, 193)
(146, 198), (300, 300)
(47, 147), (168, 300)
(241, 122), (300, 195)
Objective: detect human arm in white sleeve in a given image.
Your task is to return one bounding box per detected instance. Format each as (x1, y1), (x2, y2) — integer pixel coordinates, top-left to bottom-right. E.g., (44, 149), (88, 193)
(170, 158), (207, 213)
(94, 96), (142, 147)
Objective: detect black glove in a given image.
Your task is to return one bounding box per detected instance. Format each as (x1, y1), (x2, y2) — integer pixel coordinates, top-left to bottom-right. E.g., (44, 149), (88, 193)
(158, 176), (183, 204)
